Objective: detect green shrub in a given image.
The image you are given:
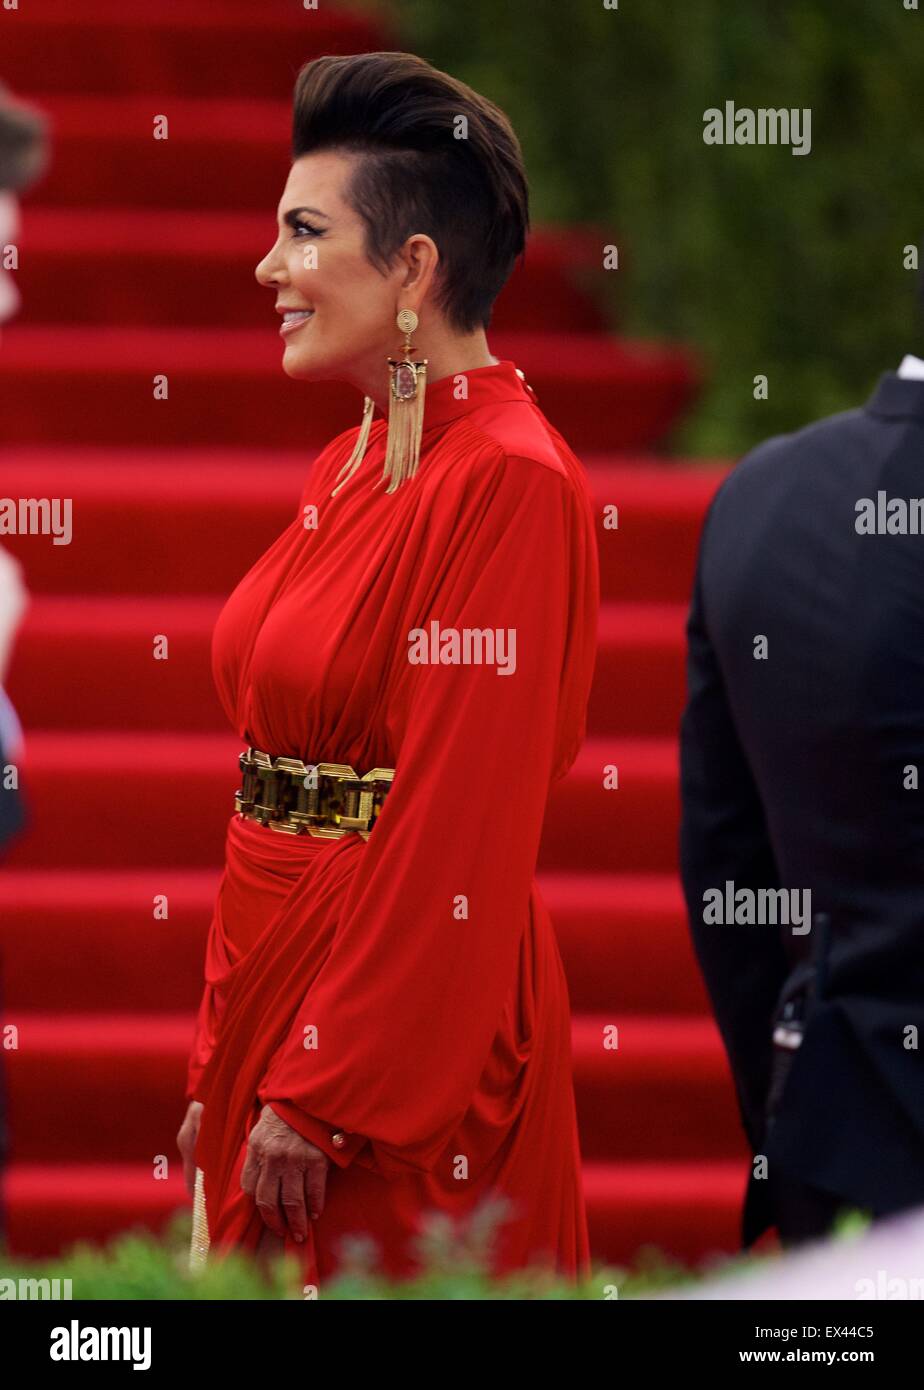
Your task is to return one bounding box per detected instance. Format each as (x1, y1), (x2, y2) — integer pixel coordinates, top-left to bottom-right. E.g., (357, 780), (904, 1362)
(0, 1201), (870, 1300)
(360, 0), (924, 456)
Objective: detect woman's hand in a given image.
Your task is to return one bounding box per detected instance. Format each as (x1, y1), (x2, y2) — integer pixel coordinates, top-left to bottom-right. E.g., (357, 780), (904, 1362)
(241, 1104), (329, 1243)
(176, 1099), (203, 1198)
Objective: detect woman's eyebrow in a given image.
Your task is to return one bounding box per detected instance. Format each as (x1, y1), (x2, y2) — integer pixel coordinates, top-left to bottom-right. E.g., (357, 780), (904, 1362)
(282, 206), (331, 226)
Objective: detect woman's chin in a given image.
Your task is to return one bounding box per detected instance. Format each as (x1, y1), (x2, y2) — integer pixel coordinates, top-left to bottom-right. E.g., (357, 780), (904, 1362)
(280, 347), (322, 381)
(280, 345), (351, 385)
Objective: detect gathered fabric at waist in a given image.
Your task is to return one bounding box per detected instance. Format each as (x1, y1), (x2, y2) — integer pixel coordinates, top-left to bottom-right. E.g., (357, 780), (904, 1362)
(218, 809), (363, 958)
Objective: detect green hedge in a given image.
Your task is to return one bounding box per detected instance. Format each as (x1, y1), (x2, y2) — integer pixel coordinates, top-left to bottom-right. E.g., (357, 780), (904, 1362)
(0, 1210), (689, 1300)
(356, 0), (924, 456)
(0, 1204), (869, 1299)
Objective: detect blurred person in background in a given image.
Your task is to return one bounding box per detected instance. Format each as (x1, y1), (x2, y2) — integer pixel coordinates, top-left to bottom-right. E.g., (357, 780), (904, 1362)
(0, 81), (46, 854)
(680, 266), (924, 1250)
(0, 80), (48, 1237)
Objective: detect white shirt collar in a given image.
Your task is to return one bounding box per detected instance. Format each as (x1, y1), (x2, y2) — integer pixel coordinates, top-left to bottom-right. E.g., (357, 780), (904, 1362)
(897, 354), (924, 380)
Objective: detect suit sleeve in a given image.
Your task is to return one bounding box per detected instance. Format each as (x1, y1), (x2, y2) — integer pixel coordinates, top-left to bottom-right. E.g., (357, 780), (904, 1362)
(255, 455), (579, 1179)
(679, 495), (790, 1153)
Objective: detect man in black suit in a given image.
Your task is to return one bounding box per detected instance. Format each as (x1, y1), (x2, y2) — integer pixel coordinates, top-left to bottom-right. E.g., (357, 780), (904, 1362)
(680, 351), (924, 1248)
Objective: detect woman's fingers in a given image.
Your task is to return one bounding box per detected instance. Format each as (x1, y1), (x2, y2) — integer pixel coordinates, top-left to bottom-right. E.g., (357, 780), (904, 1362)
(304, 1153), (329, 1222)
(280, 1167), (309, 1242)
(176, 1101), (202, 1198)
(241, 1105), (330, 1239)
(240, 1141), (260, 1198)
(253, 1164), (286, 1239)
(181, 1146), (196, 1198)
(247, 1155), (327, 1241)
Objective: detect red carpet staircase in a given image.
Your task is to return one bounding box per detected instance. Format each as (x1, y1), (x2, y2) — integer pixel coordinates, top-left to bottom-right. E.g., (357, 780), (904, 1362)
(0, 1), (744, 1269)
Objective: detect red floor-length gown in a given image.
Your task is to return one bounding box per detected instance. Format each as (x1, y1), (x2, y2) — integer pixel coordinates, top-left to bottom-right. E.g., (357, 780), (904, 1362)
(187, 359), (600, 1285)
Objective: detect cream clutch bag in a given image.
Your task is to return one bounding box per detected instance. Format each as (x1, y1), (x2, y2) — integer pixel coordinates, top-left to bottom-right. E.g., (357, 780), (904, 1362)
(189, 1166), (210, 1272)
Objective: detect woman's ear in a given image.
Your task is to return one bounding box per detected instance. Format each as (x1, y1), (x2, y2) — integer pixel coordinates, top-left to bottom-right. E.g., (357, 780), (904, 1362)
(398, 233), (439, 302)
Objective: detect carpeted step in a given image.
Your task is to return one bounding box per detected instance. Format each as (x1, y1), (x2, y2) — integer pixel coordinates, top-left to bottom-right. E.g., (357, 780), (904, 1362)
(572, 1016), (747, 1163)
(0, 450), (310, 598)
(4, 1014), (196, 1165)
(582, 1161), (747, 1268)
(1, 1159), (747, 1266)
(3, 732), (237, 870)
(2, 1163), (190, 1260)
(16, 209), (611, 335)
(0, 326), (699, 451)
(542, 738), (679, 874)
(16, 94), (289, 210)
(7, 596), (230, 736)
(545, 873), (708, 1015)
(0, 869), (219, 1015)
(590, 603), (686, 736)
(2, 1013), (744, 1165)
(585, 458), (725, 602)
(1, 733), (678, 873)
(6, 597), (687, 739)
(0, 452), (725, 602)
(0, 870), (707, 1018)
(0, 3), (392, 103)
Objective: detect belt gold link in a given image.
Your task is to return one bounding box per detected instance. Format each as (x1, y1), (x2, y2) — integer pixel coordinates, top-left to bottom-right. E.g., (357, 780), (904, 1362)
(234, 746), (395, 841)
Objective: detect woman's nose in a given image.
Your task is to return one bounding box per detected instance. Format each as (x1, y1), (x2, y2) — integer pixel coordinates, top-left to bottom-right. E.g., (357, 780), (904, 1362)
(255, 243), (285, 288)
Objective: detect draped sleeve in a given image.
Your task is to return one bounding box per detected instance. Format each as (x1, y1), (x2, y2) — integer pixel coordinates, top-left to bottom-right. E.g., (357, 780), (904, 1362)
(255, 446), (598, 1179)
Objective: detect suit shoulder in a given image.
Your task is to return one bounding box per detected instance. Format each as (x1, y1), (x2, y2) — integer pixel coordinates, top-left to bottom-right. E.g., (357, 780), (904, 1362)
(711, 406), (867, 511)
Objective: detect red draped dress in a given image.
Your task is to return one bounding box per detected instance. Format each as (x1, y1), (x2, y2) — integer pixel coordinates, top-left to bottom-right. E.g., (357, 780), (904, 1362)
(187, 359), (600, 1285)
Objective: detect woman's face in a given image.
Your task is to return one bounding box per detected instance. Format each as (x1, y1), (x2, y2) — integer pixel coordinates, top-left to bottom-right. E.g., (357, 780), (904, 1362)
(255, 150), (406, 389)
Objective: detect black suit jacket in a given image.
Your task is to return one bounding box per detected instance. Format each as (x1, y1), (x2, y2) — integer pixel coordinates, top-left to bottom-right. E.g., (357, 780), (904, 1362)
(680, 370), (924, 1245)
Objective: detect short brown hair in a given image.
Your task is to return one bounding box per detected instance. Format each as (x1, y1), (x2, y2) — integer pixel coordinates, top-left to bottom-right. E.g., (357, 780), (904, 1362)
(291, 51), (529, 333)
(0, 83), (48, 193)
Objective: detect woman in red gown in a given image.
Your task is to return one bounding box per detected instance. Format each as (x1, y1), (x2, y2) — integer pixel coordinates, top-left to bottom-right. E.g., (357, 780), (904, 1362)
(177, 52), (600, 1287)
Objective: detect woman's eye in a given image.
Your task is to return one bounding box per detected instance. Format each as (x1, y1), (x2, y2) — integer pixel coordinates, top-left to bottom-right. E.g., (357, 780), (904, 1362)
(292, 222), (322, 238)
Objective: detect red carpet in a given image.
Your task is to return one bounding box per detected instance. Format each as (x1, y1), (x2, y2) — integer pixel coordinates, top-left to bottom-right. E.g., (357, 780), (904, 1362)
(0, 327), (697, 451)
(0, 1), (745, 1270)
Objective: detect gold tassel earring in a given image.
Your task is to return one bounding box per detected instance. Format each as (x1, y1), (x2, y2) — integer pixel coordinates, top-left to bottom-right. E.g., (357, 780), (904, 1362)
(330, 394), (375, 498)
(379, 308), (427, 494)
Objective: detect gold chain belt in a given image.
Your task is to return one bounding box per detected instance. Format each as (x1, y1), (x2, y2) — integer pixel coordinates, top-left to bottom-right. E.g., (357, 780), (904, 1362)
(235, 747), (395, 841)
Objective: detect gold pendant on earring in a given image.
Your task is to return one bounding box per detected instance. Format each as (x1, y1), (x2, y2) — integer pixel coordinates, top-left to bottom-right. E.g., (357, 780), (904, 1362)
(380, 308), (427, 494)
(330, 394), (375, 497)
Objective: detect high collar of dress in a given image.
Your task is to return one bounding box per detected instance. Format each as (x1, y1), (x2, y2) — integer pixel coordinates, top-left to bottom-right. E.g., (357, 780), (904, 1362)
(417, 358), (536, 432)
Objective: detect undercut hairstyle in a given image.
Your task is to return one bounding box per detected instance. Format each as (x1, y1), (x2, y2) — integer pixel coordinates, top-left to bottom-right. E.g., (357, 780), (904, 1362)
(0, 83), (48, 193)
(291, 51), (530, 333)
